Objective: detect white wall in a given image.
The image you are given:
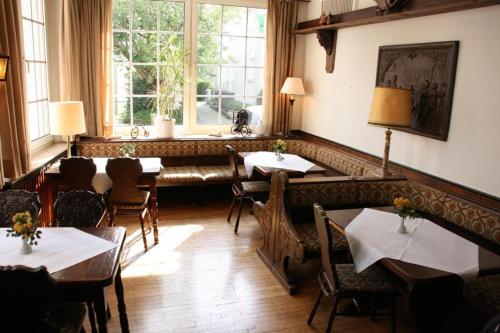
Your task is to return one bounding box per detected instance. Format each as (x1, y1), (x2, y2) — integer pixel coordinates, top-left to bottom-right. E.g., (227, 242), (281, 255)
(294, 4), (500, 198)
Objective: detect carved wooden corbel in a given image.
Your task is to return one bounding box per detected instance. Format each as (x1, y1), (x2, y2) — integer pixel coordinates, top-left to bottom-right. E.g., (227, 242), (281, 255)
(316, 29), (337, 73)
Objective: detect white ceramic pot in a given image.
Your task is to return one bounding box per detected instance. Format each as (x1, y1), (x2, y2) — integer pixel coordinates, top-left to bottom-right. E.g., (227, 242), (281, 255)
(154, 116), (176, 138)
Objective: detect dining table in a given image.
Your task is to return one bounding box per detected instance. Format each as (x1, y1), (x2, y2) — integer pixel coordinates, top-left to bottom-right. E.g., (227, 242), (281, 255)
(45, 157), (161, 244)
(326, 206), (500, 333)
(238, 151), (326, 178)
(0, 227), (128, 333)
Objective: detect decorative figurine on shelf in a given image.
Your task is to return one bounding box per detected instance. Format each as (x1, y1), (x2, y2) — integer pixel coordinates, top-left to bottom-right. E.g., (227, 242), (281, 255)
(327, 11), (334, 24)
(231, 109), (252, 136)
(393, 197), (418, 234)
(118, 143), (136, 157)
(272, 139), (287, 161)
(319, 12), (328, 25)
(130, 125), (150, 139)
(6, 211), (42, 255)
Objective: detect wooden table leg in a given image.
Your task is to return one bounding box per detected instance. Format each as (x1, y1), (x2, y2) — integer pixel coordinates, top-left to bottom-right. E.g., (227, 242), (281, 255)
(149, 178), (159, 244)
(114, 265), (130, 333)
(94, 288), (108, 333)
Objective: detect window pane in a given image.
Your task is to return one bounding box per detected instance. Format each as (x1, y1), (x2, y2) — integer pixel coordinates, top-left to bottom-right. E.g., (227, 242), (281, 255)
(159, 34), (184, 62)
(159, 1), (184, 32)
(221, 36), (245, 66)
(221, 67), (244, 96)
(247, 8), (266, 37)
(245, 67), (263, 96)
(196, 96), (218, 125)
(133, 65), (157, 95)
(113, 0), (130, 29)
(198, 4), (221, 34)
(159, 66), (183, 96)
(132, 32), (157, 62)
(197, 66), (219, 94)
(114, 97), (131, 125)
(34, 23), (46, 61)
(29, 103), (39, 140)
(132, 0), (157, 31)
(113, 65), (130, 96)
(26, 63), (36, 102)
(245, 97), (263, 125)
(222, 6), (247, 36)
(171, 97), (183, 125)
(246, 38), (264, 67)
(23, 20), (34, 61)
(39, 101), (49, 137)
(133, 97), (156, 125)
(21, 0), (31, 19)
(197, 35), (220, 65)
(32, 0), (43, 22)
(221, 97), (243, 124)
(113, 32), (130, 62)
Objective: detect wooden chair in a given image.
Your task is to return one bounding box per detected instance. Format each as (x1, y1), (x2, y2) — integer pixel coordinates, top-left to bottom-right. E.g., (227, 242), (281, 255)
(106, 158), (153, 251)
(54, 190), (106, 228)
(0, 265), (86, 333)
(59, 157), (97, 191)
(226, 145), (270, 233)
(307, 203), (397, 333)
(0, 190), (40, 227)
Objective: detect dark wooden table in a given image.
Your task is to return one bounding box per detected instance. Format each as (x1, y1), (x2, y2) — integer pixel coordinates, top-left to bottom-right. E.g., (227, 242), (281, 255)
(45, 157), (161, 244)
(326, 207), (500, 332)
(238, 152), (326, 177)
(53, 227), (128, 333)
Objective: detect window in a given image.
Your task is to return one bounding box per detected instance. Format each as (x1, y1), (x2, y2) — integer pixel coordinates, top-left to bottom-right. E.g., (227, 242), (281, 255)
(112, 0), (266, 133)
(21, 0), (50, 142)
(196, 4), (266, 126)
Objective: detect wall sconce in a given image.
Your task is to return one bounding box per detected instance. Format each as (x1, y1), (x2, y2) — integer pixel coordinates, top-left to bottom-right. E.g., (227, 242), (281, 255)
(0, 56), (9, 81)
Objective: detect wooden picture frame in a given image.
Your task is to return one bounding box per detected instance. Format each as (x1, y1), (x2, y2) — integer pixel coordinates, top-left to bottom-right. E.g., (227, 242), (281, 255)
(375, 41), (459, 141)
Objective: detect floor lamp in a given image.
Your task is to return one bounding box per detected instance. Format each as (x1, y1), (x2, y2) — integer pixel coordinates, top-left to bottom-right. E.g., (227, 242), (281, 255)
(49, 101), (87, 158)
(0, 56), (9, 189)
(280, 77), (305, 137)
(368, 86), (412, 178)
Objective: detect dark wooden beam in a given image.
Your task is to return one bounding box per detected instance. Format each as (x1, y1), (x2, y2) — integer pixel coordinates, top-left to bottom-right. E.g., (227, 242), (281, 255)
(295, 0), (500, 34)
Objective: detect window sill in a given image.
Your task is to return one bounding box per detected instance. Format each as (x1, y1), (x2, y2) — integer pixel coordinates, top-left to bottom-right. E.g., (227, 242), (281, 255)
(30, 142), (67, 170)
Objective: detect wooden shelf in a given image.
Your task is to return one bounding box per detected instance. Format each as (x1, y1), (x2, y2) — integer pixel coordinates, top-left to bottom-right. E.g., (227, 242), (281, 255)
(294, 0), (500, 34)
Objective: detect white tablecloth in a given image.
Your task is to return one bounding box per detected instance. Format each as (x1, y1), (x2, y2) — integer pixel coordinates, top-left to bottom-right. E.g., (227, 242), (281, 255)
(243, 152), (315, 177)
(0, 228), (118, 274)
(345, 209), (479, 281)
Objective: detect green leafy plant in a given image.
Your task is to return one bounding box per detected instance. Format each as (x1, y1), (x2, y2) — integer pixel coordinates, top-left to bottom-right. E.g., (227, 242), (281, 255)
(118, 143), (136, 156)
(6, 211), (42, 246)
(393, 197), (418, 220)
(272, 139), (287, 154)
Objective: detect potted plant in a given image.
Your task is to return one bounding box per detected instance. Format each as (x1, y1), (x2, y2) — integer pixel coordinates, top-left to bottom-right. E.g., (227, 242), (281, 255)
(393, 197), (418, 234)
(272, 139), (287, 161)
(153, 35), (189, 138)
(6, 211), (42, 254)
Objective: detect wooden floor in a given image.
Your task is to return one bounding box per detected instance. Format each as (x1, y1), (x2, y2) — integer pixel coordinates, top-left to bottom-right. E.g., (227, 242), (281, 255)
(89, 187), (417, 333)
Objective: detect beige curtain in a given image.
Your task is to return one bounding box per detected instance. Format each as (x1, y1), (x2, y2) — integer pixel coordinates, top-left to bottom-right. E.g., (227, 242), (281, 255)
(263, 0), (298, 135)
(0, 0), (31, 179)
(59, 0), (113, 137)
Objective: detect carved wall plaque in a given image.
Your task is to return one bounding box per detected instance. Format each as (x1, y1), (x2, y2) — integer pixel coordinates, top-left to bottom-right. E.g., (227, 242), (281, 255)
(376, 41), (459, 141)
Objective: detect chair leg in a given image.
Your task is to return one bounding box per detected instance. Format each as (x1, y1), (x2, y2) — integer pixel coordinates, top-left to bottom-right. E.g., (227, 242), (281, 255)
(307, 288), (324, 326)
(107, 303), (112, 320)
(227, 195), (236, 223)
(234, 197), (244, 234)
(371, 296), (376, 321)
(326, 295), (340, 333)
(86, 301), (97, 333)
(139, 212), (148, 252)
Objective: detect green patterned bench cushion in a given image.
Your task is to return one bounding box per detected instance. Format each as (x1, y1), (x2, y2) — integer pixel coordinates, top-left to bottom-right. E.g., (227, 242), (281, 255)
(465, 275), (500, 313)
(316, 147), (366, 177)
(199, 165), (248, 182)
(287, 180), (359, 209)
(286, 140), (319, 161)
(293, 223), (349, 255)
(157, 166), (203, 185)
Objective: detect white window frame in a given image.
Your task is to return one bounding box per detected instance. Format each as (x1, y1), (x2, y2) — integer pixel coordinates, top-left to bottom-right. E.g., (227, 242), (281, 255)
(112, 0), (266, 136)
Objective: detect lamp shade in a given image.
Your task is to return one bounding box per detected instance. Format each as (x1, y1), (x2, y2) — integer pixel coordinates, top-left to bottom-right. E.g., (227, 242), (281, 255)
(0, 56), (9, 81)
(49, 101), (87, 135)
(280, 77), (305, 96)
(368, 87), (412, 127)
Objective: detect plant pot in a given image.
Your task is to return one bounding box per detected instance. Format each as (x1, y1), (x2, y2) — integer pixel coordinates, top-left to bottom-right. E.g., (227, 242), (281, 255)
(397, 217), (408, 234)
(20, 238), (32, 255)
(275, 151), (284, 161)
(154, 116), (176, 138)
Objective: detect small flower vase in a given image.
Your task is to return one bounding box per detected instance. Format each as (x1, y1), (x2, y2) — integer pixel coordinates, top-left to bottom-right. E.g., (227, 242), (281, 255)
(275, 151), (284, 161)
(20, 238), (32, 255)
(397, 217), (408, 234)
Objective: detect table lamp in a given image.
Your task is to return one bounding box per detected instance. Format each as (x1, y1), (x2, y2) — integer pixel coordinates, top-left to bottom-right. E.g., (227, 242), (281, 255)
(49, 101), (87, 158)
(368, 86), (412, 178)
(280, 77), (305, 137)
(0, 56), (9, 81)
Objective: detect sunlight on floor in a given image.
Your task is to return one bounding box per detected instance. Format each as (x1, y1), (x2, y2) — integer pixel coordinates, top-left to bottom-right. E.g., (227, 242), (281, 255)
(121, 224), (204, 278)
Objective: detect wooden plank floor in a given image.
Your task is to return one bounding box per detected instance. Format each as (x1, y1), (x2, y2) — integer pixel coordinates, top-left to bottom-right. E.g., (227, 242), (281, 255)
(89, 187), (417, 333)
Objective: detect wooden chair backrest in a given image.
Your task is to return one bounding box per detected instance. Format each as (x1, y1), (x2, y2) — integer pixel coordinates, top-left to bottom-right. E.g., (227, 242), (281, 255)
(54, 190), (106, 227)
(59, 157), (97, 191)
(313, 203), (340, 291)
(105, 158), (145, 204)
(226, 145), (243, 191)
(0, 265), (55, 331)
(0, 190), (41, 227)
